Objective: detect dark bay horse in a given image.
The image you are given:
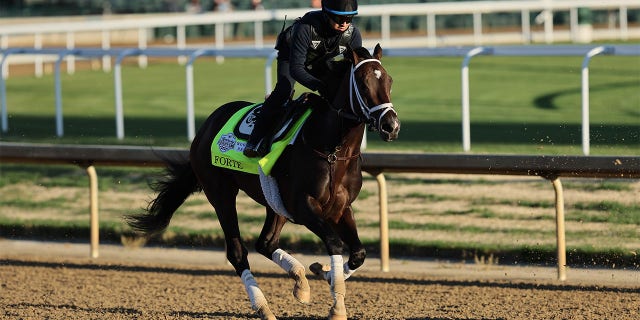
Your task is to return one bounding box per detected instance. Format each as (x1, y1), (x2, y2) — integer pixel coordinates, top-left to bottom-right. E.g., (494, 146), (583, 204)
(126, 44), (400, 320)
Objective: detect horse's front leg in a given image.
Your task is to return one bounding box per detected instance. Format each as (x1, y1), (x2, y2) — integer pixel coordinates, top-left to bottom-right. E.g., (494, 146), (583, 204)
(300, 208), (349, 320)
(311, 206), (365, 282)
(256, 208), (310, 304)
(336, 206), (366, 276)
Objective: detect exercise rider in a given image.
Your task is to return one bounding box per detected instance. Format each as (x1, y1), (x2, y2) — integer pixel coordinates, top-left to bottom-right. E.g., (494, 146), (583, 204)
(243, 0), (362, 158)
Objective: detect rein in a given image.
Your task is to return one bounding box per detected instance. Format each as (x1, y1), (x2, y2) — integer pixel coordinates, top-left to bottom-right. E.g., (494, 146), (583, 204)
(348, 59), (396, 131)
(312, 146), (361, 200)
(312, 147), (360, 164)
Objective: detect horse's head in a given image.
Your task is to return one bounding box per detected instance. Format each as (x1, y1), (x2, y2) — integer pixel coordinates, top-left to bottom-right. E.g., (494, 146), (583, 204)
(344, 44), (400, 142)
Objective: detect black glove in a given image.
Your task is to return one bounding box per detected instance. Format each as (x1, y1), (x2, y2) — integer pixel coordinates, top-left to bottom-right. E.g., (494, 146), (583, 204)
(317, 83), (329, 98)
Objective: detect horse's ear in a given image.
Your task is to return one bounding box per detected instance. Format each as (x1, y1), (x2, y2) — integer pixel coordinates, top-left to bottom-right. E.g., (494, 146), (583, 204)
(373, 43), (383, 60)
(344, 45), (358, 64)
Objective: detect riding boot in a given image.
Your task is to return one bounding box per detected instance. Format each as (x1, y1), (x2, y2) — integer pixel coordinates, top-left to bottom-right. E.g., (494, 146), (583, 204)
(243, 78), (293, 158)
(243, 108), (274, 158)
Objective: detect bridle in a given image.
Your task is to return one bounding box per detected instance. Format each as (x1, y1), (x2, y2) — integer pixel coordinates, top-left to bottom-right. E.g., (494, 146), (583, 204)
(347, 58), (396, 132)
(309, 56), (397, 162)
(309, 56), (397, 196)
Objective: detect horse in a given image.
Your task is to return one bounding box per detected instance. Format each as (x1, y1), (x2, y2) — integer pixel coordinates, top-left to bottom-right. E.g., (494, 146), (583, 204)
(125, 44), (400, 320)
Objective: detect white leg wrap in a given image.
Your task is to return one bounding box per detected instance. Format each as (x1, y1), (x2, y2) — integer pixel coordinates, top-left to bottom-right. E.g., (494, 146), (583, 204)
(329, 255), (346, 297)
(272, 249), (304, 273)
(329, 255), (347, 319)
(343, 263), (356, 280)
(272, 249), (310, 303)
(320, 261), (357, 281)
(241, 269), (268, 311)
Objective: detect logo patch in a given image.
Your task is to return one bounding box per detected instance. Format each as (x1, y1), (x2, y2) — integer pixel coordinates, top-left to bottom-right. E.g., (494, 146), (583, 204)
(339, 45), (346, 53)
(239, 108), (259, 136)
(311, 40), (321, 49)
(217, 133), (237, 153)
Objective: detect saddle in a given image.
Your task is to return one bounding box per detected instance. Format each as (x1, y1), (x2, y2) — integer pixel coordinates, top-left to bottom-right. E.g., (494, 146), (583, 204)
(210, 93), (317, 176)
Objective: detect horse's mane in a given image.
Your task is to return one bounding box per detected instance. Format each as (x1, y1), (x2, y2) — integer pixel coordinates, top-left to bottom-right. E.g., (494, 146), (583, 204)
(335, 46), (373, 71)
(319, 46), (374, 99)
(324, 47), (372, 83)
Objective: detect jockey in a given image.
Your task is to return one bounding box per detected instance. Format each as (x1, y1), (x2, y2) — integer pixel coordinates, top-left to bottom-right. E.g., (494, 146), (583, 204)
(243, 0), (362, 158)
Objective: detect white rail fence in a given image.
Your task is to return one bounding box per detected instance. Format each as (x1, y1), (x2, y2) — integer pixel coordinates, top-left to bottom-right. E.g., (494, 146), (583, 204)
(1, 45), (638, 154)
(1, 0), (639, 78)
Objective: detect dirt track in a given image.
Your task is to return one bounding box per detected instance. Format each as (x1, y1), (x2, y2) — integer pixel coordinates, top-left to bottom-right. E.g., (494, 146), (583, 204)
(1, 241), (639, 320)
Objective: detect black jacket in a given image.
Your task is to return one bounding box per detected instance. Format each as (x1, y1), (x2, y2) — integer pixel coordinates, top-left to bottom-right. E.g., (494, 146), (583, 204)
(276, 10), (362, 91)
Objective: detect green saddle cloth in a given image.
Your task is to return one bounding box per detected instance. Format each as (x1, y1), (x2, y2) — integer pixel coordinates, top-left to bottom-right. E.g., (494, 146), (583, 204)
(210, 103), (312, 176)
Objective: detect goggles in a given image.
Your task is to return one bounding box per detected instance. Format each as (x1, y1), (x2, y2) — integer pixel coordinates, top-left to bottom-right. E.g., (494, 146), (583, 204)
(327, 13), (354, 25)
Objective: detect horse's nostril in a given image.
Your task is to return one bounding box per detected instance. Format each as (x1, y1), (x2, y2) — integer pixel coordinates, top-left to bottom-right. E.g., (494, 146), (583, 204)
(381, 123), (394, 134)
(381, 120), (400, 135)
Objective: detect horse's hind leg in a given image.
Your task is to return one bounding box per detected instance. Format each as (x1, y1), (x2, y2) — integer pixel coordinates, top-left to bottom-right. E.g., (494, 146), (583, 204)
(198, 174), (276, 320)
(256, 208), (310, 304)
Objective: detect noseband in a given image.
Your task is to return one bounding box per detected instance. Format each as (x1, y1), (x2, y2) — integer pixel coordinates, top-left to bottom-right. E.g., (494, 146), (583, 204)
(348, 58), (396, 131)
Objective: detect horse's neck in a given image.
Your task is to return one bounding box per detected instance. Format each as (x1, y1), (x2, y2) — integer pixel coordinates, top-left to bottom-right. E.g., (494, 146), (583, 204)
(304, 108), (360, 150)
(302, 63), (364, 154)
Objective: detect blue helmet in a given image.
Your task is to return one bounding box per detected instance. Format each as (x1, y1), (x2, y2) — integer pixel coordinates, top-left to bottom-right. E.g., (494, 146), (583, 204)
(321, 0), (358, 16)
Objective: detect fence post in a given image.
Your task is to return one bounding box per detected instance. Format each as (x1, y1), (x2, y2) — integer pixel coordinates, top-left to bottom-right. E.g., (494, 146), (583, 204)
(101, 30), (111, 72)
(581, 46), (613, 155)
(544, 174), (566, 281)
(461, 47), (493, 152)
(34, 33), (43, 78)
(185, 48), (213, 141)
(254, 21), (264, 48)
(264, 51), (278, 96)
(66, 32), (76, 75)
(521, 10), (531, 44)
(375, 172), (390, 272)
(83, 164), (100, 259)
(138, 28), (148, 68)
(54, 50), (79, 137)
(114, 49), (141, 140)
(473, 12), (483, 45)
(0, 50), (12, 133)
(215, 22), (225, 63)
(177, 25), (187, 65)
(381, 14), (391, 47)
(620, 7), (628, 41)
(426, 13), (436, 47)
(0, 35), (7, 79)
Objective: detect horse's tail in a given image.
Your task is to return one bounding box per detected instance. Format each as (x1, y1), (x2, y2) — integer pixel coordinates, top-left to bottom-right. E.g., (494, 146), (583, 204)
(125, 158), (201, 236)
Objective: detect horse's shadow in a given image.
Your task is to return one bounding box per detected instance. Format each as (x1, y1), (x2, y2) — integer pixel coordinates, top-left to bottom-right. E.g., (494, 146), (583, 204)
(6, 302), (142, 317)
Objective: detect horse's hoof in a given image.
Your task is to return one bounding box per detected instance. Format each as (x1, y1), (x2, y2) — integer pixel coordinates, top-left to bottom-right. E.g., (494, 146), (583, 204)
(328, 309), (347, 320)
(294, 285), (311, 304)
(256, 305), (277, 320)
(290, 267), (311, 304)
(310, 262), (331, 278)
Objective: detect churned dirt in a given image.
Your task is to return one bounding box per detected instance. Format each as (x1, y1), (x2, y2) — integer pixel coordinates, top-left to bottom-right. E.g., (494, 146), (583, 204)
(1, 241), (639, 320)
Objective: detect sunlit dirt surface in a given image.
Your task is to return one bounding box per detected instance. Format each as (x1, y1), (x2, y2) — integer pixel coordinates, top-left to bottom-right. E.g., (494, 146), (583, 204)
(1, 251), (638, 320)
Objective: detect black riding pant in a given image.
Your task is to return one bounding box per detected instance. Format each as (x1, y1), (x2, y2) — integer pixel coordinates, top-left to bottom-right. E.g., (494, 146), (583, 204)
(249, 60), (295, 142)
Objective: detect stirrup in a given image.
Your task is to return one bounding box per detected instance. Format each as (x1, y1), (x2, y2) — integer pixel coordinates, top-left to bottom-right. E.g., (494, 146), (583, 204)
(243, 140), (262, 158)
(243, 140), (270, 158)
(254, 140), (271, 157)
